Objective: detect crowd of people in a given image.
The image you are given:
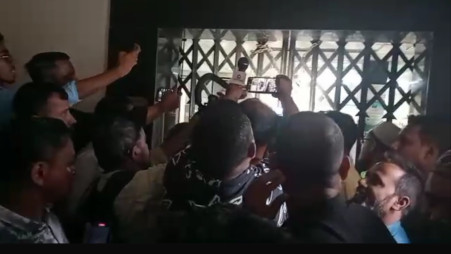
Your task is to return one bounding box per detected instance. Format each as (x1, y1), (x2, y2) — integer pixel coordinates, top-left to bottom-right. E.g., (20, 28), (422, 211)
(0, 32), (450, 243)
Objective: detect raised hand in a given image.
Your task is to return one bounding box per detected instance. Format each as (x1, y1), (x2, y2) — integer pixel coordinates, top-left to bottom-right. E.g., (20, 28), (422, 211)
(160, 89), (181, 112)
(223, 83), (247, 101)
(275, 75), (293, 100)
(117, 44), (141, 77)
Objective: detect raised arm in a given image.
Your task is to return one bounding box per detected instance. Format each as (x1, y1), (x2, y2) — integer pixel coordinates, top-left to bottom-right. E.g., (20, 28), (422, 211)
(76, 45), (141, 99)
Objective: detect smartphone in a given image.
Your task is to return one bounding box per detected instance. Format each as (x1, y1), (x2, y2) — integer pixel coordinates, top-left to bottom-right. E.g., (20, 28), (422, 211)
(247, 77), (277, 94)
(156, 86), (183, 102)
(156, 88), (172, 102)
(83, 222), (111, 244)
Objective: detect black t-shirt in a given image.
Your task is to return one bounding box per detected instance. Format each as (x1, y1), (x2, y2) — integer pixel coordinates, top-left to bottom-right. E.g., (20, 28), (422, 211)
(163, 147), (288, 226)
(285, 195), (396, 243)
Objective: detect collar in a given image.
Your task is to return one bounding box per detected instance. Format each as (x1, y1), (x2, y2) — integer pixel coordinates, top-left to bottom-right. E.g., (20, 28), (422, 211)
(387, 220), (402, 230)
(0, 204), (51, 234)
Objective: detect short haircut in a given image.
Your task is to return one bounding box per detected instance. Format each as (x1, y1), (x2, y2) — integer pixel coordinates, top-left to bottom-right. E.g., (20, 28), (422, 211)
(156, 204), (295, 243)
(407, 115), (451, 154)
(190, 100), (254, 180)
(240, 98), (278, 146)
(0, 118), (71, 184)
(25, 52), (70, 83)
(164, 122), (190, 142)
(275, 112), (344, 187)
(0, 32), (4, 42)
(92, 117), (142, 172)
(13, 82), (68, 120)
(381, 151), (423, 215)
(94, 96), (147, 127)
(324, 111), (358, 153)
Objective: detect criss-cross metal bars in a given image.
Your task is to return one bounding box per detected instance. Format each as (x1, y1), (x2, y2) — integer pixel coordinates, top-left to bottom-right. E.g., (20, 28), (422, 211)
(156, 29), (432, 155)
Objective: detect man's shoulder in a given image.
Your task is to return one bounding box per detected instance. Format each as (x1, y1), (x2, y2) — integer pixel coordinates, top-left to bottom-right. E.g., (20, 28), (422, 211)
(0, 220), (31, 243)
(342, 203), (395, 243)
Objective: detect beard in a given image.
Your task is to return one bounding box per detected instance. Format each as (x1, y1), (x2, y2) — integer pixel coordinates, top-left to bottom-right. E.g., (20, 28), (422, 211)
(372, 199), (388, 219)
(364, 196), (392, 219)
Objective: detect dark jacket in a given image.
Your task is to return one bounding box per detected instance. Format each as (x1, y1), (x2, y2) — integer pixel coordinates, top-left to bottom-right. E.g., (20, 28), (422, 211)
(163, 147), (288, 227)
(285, 195), (396, 243)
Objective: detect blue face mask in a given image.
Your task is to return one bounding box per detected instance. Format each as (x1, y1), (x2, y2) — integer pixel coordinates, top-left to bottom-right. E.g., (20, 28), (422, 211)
(63, 80), (80, 106)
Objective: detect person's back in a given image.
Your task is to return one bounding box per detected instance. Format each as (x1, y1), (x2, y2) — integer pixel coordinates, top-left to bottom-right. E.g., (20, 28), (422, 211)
(273, 112), (394, 243)
(163, 100), (287, 226)
(155, 204), (296, 243)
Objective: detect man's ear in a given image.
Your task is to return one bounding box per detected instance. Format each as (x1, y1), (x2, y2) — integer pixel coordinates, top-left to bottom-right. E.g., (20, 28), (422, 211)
(339, 156), (351, 180)
(131, 144), (141, 161)
(248, 142), (256, 159)
(30, 162), (49, 187)
(425, 143), (440, 162)
(393, 196), (411, 212)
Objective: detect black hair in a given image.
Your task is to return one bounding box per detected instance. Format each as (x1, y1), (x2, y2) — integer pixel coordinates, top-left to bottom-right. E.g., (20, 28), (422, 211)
(13, 82), (68, 120)
(275, 112), (344, 187)
(92, 117), (142, 172)
(240, 98), (278, 147)
(190, 100), (254, 180)
(0, 32), (4, 42)
(164, 122), (190, 142)
(324, 111), (358, 153)
(25, 52), (70, 83)
(94, 96), (147, 127)
(156, 203), (296, 243)
(0, 118), (71, 184)
(381, 151), (424, 215)
(407, 115), (451, 154)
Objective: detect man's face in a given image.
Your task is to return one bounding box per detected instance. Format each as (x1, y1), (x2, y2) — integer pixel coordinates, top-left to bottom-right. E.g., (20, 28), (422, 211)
(0, 42), (16, 84)
(397, 125), (436, 174)
(43, 93), (77, 127)
(364, 162), (407, 221)
(132, 129), (151, 169)
(53, 60), (76, 86)
(41, 138), (76, 202)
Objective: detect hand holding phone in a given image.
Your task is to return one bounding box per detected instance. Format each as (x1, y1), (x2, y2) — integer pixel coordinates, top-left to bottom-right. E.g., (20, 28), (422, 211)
(157, 87), (181, 112)
(246, 77), (277, 94)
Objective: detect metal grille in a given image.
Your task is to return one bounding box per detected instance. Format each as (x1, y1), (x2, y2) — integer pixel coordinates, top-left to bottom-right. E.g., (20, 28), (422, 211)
(156, 29), (433, 154)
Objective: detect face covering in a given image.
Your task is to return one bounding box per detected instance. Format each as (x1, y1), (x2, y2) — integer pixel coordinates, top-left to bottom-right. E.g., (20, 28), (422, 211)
(63, 80), (80, 106)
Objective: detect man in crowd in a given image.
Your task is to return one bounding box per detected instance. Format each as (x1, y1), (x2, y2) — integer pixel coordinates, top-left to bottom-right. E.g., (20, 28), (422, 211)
(25, 46), (140, 106)
(164, 100), (287, 226)
(0, 118), (75, 243)
(0, 32), (17, 129)
(323, 111), (361, 201)
(356, 121), (400, 174)
(246, 112), (395, 243)
(362, 152), (423, 243)
(88, 117), (168, 242)
(426, 150), (451, 223)
(12, 82), (77, 127)
(396, 115), (450, 178)
(406, 150), (451, 243)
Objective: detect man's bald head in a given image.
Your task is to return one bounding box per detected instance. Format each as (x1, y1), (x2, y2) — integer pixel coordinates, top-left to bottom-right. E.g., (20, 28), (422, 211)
(240, 98), (278, 147)
(275, 112), (344, 190)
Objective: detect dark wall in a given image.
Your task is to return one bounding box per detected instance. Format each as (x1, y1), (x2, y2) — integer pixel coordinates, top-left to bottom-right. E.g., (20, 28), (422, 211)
(108, 0), (450, 119)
